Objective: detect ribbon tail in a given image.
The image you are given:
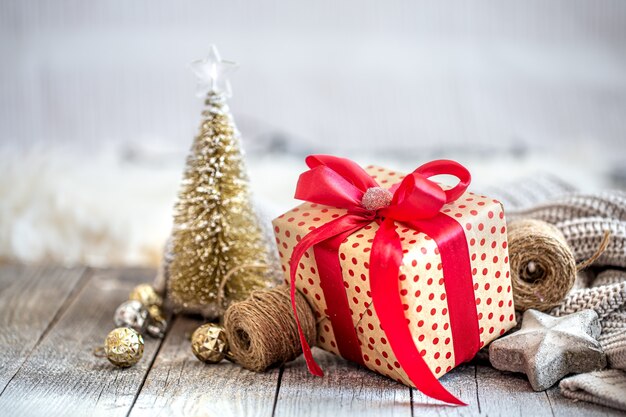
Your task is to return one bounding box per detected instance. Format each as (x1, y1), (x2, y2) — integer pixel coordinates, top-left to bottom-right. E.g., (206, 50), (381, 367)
(289, 214), (371, 377)
(370, 218), (466, 406)
(289, 268), (323, 376)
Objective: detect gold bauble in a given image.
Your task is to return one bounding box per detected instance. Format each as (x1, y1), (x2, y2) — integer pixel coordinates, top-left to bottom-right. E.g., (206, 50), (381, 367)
(129, 284), (163, 308)
(191, 323), (229, 364)
(104, 327), (144, 367)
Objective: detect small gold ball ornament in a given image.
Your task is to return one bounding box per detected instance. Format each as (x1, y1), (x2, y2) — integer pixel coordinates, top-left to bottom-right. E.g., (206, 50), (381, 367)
(129, 284), (163, 308)
(104, 327), (144, 367)
(191, 323), (229, 364)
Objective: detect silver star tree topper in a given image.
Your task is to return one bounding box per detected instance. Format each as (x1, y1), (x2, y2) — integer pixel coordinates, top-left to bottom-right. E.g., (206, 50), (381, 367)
(190, 45), (238, 98)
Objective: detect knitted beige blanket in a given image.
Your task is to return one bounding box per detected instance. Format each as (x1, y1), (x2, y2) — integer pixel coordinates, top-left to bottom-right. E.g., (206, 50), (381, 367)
(553, 270), (626, 411)
(560, 370), (626, 411)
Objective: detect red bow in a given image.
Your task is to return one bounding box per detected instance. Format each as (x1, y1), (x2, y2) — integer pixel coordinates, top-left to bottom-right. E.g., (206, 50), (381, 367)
(289, 155), (477, 405)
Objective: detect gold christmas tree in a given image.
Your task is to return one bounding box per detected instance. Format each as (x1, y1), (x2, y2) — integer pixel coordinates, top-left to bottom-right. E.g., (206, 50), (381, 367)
(166, 45), (271, 317)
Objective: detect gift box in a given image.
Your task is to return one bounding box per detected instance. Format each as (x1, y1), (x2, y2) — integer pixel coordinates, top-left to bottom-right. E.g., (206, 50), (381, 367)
(272, 155), (516, 404)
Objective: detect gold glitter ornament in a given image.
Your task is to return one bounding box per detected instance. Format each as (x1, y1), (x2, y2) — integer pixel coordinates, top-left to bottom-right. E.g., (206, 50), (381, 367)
(165, 46), (273, 317)
(104, 327), (144, 367)
(129, 284), (163, 308)
(191, 323), (230, 363)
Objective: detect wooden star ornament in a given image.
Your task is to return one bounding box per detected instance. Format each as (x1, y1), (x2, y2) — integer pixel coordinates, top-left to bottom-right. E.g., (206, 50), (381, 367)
(489, 309), (607, 391)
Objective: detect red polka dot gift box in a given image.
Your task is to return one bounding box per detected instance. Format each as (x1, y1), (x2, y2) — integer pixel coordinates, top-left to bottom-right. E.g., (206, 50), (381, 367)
(272, 155), (515, 405)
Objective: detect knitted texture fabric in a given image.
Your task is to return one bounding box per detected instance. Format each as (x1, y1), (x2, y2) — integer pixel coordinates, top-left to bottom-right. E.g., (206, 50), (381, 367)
(505, 192), (626, 268)
(555, 217), (626, 268)
(480, 174), (576, 210)
(595, 269), (626, 287)
(560, 370), (626, 411)
(593, 271), (626, 371)
(550, 269), (626, 411)
(508, 191), (626, 223)
(551, 280), (626, 322)
(551, 270), (626, 371)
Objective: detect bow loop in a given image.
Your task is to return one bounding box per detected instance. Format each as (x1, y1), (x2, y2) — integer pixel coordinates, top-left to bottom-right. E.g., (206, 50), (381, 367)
(295, 155), (381, 210)
(295, 166), (364, 209)
(414, 159), (471, 203)
(305, 155), (378, 192)
(382, 173), (447, 221)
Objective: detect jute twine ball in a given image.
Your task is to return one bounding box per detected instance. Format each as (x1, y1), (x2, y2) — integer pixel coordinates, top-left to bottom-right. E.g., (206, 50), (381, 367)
(508, 219), (577, 312)
(224, 285), (316, 372)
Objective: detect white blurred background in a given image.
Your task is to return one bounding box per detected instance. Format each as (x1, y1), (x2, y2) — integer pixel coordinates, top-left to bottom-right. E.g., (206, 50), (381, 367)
(1, 1), (625, 267)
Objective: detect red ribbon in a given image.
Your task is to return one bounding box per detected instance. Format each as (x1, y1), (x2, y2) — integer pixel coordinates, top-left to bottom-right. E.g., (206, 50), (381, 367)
(288, 155), (478, 405)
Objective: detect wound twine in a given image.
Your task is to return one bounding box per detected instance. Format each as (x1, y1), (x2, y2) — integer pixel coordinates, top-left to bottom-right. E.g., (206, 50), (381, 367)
(223, 285), (317, 372)
(508, 219), (577, 312)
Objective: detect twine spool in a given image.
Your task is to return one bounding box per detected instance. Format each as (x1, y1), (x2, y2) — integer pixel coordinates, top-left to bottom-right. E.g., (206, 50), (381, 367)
(223, 285), (316, 372)
(508, 219), (577, 312)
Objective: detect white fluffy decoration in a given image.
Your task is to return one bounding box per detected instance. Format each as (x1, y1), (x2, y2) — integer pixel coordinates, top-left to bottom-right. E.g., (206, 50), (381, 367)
(0, 147), (179, 267)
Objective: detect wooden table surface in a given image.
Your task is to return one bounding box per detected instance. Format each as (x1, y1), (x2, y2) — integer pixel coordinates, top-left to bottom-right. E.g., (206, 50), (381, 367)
(0, 264), (622, 417)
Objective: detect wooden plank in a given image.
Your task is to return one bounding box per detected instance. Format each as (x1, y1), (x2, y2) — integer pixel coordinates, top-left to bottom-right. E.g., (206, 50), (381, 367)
(274, 349), (411, 417)
(0, 265), (620, 417)
(411, 364), (480, 416)
(129, 315), (279, 417)
(0, 264), (87, 393)
(546, 386), (620, 417)
(475, 365), (555, 416)
(0, 267), (161, 417)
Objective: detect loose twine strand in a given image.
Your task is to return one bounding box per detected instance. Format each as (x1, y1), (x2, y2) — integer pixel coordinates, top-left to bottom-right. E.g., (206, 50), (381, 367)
(575, 230), (611, 271)
(92, 346), (107, 358)
(215, 262), (269, 315)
